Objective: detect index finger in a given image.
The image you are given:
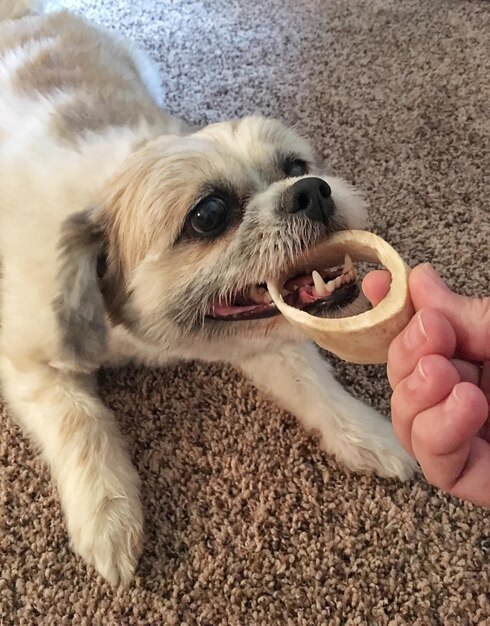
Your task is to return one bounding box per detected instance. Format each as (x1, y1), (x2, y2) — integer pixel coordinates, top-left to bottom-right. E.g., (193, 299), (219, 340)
(362, 270), (391, 307)
(387, 308), (457, 389)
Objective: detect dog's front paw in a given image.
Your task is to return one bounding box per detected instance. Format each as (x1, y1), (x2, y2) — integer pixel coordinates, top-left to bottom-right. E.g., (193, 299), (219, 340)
(322, 413), (418, 481)
(363, 437), (418, 481)
(71, 495), (143, 585)
(63, 465), (143, 585)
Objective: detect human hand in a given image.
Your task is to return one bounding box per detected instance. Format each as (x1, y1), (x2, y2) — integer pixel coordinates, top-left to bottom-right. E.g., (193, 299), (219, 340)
(363, 263), (490, 507)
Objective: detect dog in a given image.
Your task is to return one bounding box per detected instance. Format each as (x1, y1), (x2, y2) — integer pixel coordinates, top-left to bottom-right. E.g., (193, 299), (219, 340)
(0, 0), (416, 585)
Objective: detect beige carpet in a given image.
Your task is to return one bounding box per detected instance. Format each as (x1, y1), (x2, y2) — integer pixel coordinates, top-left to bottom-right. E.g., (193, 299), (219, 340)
(1, 0), (489, 624)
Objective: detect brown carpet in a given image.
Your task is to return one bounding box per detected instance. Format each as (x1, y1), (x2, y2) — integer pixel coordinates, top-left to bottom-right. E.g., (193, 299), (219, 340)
(1, 0), (489, 624)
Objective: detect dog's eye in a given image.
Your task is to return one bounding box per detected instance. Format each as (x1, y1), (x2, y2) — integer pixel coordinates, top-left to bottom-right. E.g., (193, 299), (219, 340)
(284, 158), (308, 178)
(188, 196), (229, 237)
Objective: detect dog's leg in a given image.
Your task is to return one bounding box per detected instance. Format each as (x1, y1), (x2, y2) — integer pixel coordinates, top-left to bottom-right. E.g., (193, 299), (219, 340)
(239, 343), (416, 480)
(0, 354), (142, 585)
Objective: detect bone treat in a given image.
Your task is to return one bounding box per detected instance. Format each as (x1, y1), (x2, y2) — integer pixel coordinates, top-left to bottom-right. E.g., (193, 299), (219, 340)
(267, 230), (414, 364)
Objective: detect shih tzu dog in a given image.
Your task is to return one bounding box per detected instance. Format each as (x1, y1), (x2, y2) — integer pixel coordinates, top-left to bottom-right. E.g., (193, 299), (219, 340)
(0, 1), (415, 585)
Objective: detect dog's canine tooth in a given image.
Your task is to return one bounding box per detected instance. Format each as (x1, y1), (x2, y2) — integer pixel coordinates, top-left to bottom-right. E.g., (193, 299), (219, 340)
(342, 269), (354, 283)
(312, 270), (328, 296)
(343, 253), (354, 274)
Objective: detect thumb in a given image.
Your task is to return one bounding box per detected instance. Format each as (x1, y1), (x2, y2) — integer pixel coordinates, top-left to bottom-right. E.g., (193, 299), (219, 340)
(409, 263), (490, 361)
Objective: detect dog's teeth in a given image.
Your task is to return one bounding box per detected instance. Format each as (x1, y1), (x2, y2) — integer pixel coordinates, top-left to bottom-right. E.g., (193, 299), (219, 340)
(345, 267), (357, 282)
(334, 276), (343, 288)
(343, 253), (354, 274)
(281, 288), (291, 297)
(326, 279), (336, 292)
(312, 270), (328, 296)
(250, 285), (272, 304)
(249, 285), (264, 303)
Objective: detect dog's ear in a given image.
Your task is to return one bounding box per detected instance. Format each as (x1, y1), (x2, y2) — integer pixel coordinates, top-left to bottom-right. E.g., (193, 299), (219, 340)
(52, 209), (109, 372)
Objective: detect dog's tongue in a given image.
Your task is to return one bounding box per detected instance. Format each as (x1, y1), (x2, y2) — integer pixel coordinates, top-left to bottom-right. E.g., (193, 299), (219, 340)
(293, 285), (326, 307)
(211, 284), (320, 317)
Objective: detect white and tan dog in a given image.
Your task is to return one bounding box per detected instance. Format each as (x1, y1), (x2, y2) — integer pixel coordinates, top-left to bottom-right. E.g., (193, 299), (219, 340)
(0, 0), (415, 585)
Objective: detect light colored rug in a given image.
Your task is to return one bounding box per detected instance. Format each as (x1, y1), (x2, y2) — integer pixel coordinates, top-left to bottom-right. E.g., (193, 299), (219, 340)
(1, 0), (489, 624)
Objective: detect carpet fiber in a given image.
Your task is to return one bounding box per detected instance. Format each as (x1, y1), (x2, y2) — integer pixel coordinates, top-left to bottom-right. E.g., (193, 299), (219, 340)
(1, 0), (489, 624)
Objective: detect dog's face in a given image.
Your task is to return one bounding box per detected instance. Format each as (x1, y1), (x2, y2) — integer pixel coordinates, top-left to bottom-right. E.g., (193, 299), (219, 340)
(55, 116), (368, 366)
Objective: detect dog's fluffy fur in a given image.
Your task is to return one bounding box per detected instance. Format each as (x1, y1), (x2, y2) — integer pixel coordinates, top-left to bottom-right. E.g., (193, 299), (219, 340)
(0, 1), (416, 585)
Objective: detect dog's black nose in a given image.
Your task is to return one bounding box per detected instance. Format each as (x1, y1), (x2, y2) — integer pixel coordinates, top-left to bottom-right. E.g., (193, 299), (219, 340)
(284, 177), (335, 225)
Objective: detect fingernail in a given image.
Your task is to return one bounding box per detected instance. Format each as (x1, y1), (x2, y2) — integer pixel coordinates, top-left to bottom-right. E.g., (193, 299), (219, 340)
(406, 358), (428, 390)
(404, 311), (428, 350)
(420, 263), (446, 287)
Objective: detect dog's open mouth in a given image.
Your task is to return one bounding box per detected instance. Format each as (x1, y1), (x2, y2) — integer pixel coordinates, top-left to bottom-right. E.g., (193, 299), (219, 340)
(207, 254), (359, 321)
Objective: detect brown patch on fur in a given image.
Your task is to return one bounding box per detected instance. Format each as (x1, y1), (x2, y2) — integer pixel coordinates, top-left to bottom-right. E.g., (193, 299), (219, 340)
(53, 92), (165, 144)
(10, 12), (139, 83)
(0, 16), (40, 54)
(0, 11), (74, 58)
(3, 10), (169, 143)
